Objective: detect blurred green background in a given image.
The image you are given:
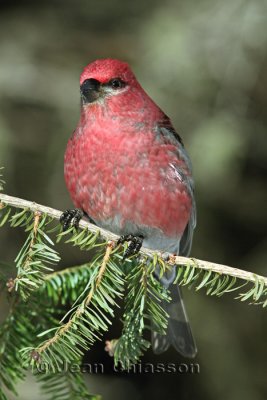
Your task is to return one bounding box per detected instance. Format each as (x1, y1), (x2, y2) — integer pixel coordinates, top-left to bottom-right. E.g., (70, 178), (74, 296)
(0, 0), (266, 399)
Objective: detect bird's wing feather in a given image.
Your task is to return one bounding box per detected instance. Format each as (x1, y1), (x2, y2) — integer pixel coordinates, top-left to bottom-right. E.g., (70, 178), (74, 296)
(152, 120), (197, 356)
(156, 120), (196, 257)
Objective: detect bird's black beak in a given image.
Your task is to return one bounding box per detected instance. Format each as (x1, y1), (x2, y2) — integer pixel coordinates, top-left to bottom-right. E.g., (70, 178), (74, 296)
(80, 78), (101, 104)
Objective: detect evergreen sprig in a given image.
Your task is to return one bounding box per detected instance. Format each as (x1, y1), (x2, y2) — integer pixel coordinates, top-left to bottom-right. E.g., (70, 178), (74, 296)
(0, 289), (62, 400)
(114, 256), (169, 368)
(21, 243), (124, 373)
(1, 168), (267, 399)
(172, 259), (267, 307)
(10, 209), (60, 300)
(0, 303), (31, 399)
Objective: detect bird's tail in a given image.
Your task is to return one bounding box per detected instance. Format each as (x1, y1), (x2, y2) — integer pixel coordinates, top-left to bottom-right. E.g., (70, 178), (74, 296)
(151, 283), (197, 357)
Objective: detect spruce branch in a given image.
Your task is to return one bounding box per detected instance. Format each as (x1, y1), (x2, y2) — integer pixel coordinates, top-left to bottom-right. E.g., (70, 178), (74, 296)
(114, 257), (169, 368)
(0, 289), (63, 400)
(38, 244), (113, 355)
(7, 208), (60, 300)
(1, 192), (267, 303)
(21, 242), (125, 372)
(0, 306), (27, 398)
(1, 172), (267, 399)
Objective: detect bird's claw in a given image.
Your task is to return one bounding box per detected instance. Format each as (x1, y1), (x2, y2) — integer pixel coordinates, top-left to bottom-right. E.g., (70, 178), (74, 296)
(60, 209), (84, 231)
(117, 234), (144, 260)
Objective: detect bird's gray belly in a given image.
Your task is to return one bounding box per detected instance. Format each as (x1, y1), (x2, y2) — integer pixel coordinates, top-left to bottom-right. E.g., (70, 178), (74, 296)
(95, 215), (181, 254)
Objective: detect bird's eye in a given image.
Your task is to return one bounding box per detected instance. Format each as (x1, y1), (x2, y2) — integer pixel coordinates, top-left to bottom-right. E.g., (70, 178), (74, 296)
(108, 78), (126, 89)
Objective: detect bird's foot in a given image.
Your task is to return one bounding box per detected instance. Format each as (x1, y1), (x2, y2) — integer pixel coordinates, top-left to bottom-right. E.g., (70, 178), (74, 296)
(117, 234), (144, 260)
(60, 209), (84, 231)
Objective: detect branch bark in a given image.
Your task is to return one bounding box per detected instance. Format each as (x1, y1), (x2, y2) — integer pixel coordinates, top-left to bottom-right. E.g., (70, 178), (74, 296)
(1, 192), (267, 286)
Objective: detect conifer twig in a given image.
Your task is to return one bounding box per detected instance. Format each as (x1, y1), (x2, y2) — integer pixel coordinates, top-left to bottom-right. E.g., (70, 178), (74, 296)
(35, 241), (114, 357)
(0, 192), (267, 286)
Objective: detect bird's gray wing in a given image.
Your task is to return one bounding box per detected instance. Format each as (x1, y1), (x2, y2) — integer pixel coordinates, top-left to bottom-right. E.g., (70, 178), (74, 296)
(151, 122), (197, 357)
(156, 121), (196, 257)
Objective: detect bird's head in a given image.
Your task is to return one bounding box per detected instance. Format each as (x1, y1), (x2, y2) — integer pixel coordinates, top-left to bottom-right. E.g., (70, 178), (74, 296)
(79, 59), (138, 105)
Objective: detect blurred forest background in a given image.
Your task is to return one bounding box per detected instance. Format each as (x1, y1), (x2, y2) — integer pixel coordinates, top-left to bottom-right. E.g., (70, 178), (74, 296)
(0, 0), (267, 399)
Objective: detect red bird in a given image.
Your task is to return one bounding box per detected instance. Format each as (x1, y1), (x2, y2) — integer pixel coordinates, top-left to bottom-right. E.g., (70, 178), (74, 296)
(63, 59), (197, 357)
